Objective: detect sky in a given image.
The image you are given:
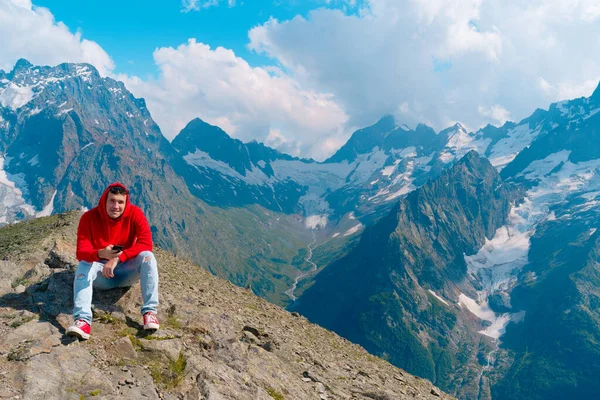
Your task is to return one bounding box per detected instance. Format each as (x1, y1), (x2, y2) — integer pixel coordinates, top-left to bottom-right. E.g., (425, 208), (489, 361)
(1, 0), (600, 160)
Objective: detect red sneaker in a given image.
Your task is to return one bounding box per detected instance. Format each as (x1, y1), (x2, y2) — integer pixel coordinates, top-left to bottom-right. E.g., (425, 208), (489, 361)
(143, 312), (159, 331)
(66, 319), (91, 340)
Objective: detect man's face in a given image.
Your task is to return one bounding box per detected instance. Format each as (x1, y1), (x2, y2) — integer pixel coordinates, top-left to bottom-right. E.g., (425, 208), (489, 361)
(106, 192), (127, 219)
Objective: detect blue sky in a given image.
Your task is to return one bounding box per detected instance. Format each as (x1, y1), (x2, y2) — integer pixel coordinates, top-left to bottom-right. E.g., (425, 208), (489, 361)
(33, 0), (358, 78)
(1, 0), (599, 160)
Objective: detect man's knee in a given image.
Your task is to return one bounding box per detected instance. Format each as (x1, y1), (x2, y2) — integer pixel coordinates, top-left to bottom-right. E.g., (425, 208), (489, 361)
(137, 251), (156, 265)
(75, 261), (92, 280)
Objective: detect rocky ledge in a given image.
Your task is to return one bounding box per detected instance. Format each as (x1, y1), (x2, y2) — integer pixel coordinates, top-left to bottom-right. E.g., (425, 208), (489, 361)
(0, 212), (452, 400)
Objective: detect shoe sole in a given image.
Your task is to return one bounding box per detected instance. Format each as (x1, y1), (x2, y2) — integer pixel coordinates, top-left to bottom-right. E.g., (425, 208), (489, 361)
(66, 326), (90, 340)
(144, 323), (159, 330)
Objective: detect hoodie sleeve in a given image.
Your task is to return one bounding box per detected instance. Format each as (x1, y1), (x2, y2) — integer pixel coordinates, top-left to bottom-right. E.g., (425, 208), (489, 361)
(76, 212), (101, 262)
(119, 207), (153, 262)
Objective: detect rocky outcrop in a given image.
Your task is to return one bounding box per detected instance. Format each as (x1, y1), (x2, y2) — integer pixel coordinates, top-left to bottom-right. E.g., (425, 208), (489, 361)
(0, 212), (451, 399)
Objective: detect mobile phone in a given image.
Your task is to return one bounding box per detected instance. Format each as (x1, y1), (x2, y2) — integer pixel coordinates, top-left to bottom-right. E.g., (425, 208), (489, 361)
(112, 245), (124, 252)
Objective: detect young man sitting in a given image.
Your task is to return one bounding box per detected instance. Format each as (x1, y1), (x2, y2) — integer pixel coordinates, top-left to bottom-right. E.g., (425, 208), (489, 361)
(66, 182), (159, 340)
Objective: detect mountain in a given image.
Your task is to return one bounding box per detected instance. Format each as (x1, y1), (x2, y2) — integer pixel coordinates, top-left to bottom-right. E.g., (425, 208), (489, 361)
(0, 211), (452, 399)
(171, 117), (305, 213)
(478, 84), (600, 399)
(293, 83), (600, 399)
(0, 59), (315, 305)
(293, 151), (517, 398)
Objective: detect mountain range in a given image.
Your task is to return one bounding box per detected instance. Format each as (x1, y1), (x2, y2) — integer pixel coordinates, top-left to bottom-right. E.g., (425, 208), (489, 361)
(2, 59), (600, 399)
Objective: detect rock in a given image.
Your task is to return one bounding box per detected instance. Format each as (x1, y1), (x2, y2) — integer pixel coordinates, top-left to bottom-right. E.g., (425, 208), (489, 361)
(110, 311), (127, 322)
(488, 292), (512, 313)
(241, 330), (260, 344)
(260, 340), (278, 352)
(45, 240), (77, 270)
(197, 334), (215, 350)
(107, 366), (159, 400)
(13, 285), (26, 294)
(114, 336), (137, 359)
(431, 387), (442, 397)
(316, 382), (326, 393)
(7, 336), (55, 361)
(0, 321), (60, 358)
(22, 345), (114, 399)
(139, 337), (183, 361)
(242, 325), (265, 338)
(0, 261), (24, 296)
(303, 370), (322, 383)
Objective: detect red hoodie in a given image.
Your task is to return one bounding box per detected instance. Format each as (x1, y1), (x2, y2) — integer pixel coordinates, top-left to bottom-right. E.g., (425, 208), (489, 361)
(76, 182), (153, 263)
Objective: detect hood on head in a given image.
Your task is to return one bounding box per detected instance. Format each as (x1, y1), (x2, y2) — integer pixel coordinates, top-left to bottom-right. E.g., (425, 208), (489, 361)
(98, 182), (131, 220)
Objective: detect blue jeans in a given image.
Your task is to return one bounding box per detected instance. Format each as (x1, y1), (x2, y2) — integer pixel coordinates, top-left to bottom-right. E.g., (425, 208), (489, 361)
(73, 251), (159, 324)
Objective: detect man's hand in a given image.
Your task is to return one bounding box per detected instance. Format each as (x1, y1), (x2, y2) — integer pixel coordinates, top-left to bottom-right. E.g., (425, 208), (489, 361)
(98, 245), (123, 260)
(102, 257), (119, 278)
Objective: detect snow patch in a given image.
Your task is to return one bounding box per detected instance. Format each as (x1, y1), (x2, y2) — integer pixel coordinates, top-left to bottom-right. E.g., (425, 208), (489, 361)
(428, 290), (449, 305)
(458, 293), (511, 340)
(0, 83), (34, 110)
(343, 223), (363, 236)
(304, 214), (328, 229)
(26, 155), (39, 167)
(488, 123), (543, 170)
(56, 108), (73, 116)
(36, 190), (56, 217)
(0, 157), (35, 224)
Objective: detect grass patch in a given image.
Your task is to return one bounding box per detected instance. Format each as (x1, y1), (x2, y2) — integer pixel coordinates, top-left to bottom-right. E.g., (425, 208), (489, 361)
(0, 213), (76, 259)
(166, 316), (181, 330)
(129, 335), (144, 350)
(117, 327), (137, 337)
(95, 313), (119, 324)
(11, 276), (29, 289)
(149, 351), (187, 389)
(266, 387), (285, 400)
(89, 389), (101, 396)
(10, 315), (36, 328)
(145, 334), (177, 341)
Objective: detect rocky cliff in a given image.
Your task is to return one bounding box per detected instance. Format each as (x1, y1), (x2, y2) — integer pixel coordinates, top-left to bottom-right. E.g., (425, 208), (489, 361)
(0, 212), (451, 399)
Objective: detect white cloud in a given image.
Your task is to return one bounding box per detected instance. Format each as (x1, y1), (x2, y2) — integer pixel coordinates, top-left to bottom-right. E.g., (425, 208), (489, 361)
(478, 104), (511, 125)
(120, 39), (349, 160)
(248, 0), (600, 134)
(181, 0), (236, 13)
(0, 0), (114, 75)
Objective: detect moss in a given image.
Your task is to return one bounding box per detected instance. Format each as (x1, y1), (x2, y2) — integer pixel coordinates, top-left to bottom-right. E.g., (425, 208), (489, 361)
(144, 334), (177, 341)
(95, 313), (119, 324)
(129, 335), (144, 351)
(11, 276), (29, 289)
(10, 315), (36, 328)
(117, 327), (137, 337)
(89, 389), (101, 396)
(266, 387), (285, 400)
(166, 316), (181, 330)
(149, 351), (187, 389)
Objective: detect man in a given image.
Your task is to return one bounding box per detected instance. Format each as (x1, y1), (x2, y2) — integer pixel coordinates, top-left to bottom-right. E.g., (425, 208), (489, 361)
(66, 182), (159, 340)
